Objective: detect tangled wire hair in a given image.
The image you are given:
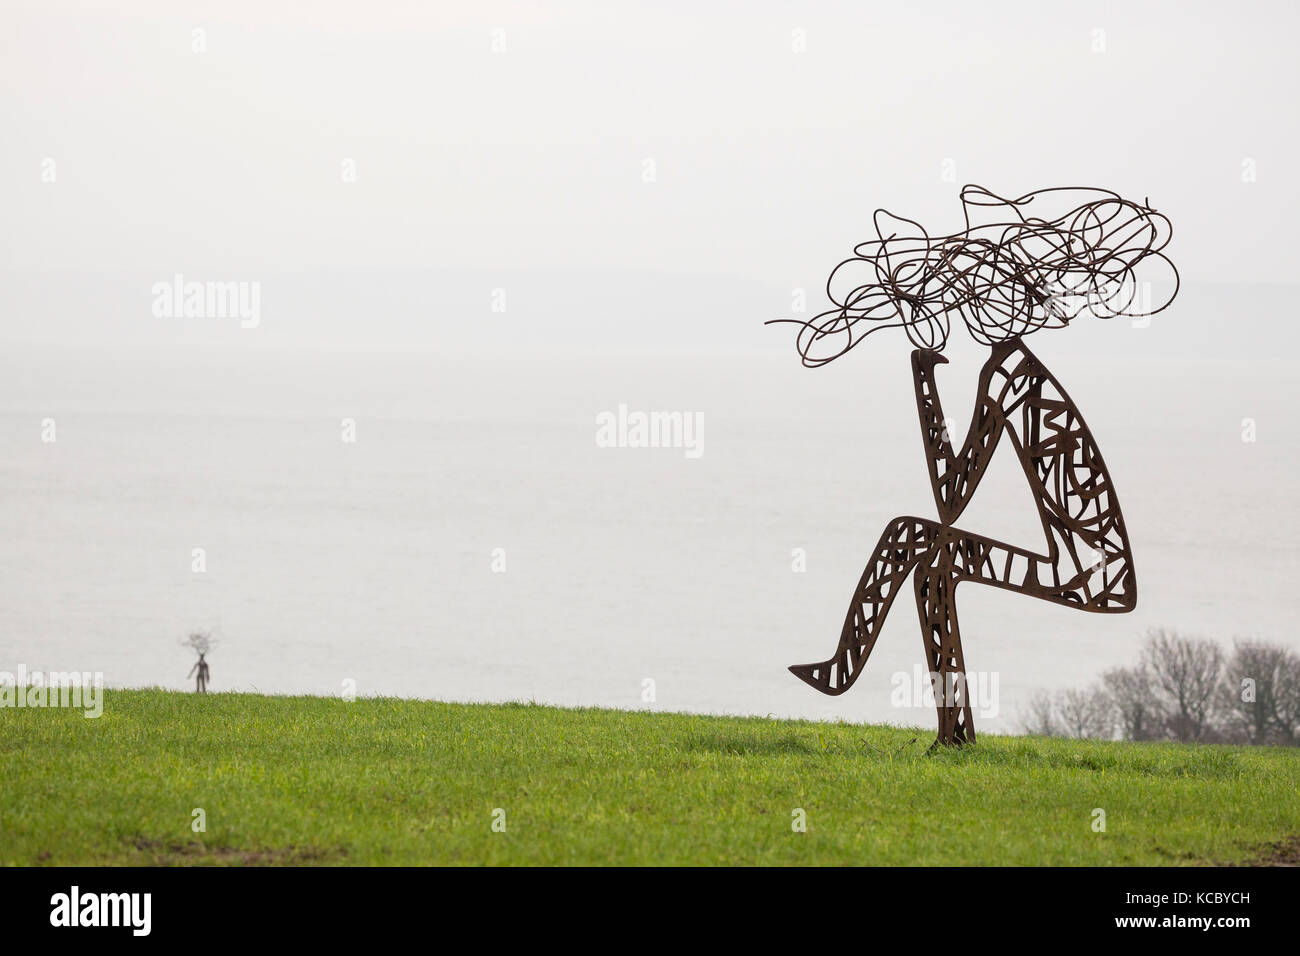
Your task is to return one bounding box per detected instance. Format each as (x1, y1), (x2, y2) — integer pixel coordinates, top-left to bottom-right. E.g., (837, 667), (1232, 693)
(770, 185), (1179, 366)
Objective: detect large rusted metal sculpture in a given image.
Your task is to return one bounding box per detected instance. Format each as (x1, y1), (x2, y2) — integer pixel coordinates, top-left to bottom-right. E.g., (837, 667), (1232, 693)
(772, 185), (1179, 746)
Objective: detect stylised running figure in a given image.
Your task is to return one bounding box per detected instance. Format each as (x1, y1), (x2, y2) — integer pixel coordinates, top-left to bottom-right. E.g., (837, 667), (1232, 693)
(773, 185), (1178, 746)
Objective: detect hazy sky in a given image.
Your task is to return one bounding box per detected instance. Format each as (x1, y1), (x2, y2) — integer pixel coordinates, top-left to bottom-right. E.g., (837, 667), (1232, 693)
(2, 0), (1297, 314)
(3, 3), (1299, 724)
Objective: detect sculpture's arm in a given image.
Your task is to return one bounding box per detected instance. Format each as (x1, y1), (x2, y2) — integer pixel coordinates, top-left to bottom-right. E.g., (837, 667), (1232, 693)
(911, 348), (1007, 524)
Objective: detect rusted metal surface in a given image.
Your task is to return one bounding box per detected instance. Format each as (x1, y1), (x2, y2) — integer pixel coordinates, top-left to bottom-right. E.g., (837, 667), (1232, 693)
(775, 186), (1179, 746)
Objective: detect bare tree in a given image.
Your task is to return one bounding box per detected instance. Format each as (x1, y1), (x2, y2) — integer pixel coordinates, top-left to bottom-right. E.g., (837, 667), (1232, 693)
(1025, 630), (1294, 746)
(1056, 685), (1115, 739)
(1275, 652), (1300, 746)
(1100, 665), (1163, 741)
(1221, 639), (1290, 745)
(1019, 690), (1060, 737)
(1141, 629), (1224, 742)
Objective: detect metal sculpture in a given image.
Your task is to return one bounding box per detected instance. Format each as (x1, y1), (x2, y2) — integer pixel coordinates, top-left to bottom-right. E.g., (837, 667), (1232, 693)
(771, 185), (1179, 746)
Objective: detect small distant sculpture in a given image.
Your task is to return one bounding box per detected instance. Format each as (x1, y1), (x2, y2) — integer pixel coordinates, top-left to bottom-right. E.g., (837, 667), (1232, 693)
(187, 653), (210, 694)
(771, 185), (1179, 747)
(182, 631), (213, 694)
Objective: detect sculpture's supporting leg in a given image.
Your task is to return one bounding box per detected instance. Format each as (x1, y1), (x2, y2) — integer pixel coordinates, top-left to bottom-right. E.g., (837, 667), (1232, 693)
(913, 557), (975, 747)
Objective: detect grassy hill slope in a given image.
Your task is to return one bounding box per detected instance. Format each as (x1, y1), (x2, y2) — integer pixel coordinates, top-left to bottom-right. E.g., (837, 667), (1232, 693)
(4, 690), (1297, 865)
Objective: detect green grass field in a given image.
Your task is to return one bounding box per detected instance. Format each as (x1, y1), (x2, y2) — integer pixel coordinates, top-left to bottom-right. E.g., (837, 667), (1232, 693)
(3, 689), (1298, 866)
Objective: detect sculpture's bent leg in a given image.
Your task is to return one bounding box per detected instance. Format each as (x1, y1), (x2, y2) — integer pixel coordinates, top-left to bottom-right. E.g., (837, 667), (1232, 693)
(789, 516), (937, 695)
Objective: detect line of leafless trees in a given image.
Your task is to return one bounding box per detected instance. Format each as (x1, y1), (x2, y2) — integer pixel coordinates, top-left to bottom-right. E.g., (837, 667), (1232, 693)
(1020, 629), (1300, 746)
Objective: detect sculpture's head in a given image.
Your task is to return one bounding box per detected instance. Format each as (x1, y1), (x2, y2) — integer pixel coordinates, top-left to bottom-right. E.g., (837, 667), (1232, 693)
(772, 185), (1179, 366)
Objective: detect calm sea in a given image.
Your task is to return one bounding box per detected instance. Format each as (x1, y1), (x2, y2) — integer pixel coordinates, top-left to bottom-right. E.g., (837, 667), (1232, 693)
(2, 342), (1296, 733)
